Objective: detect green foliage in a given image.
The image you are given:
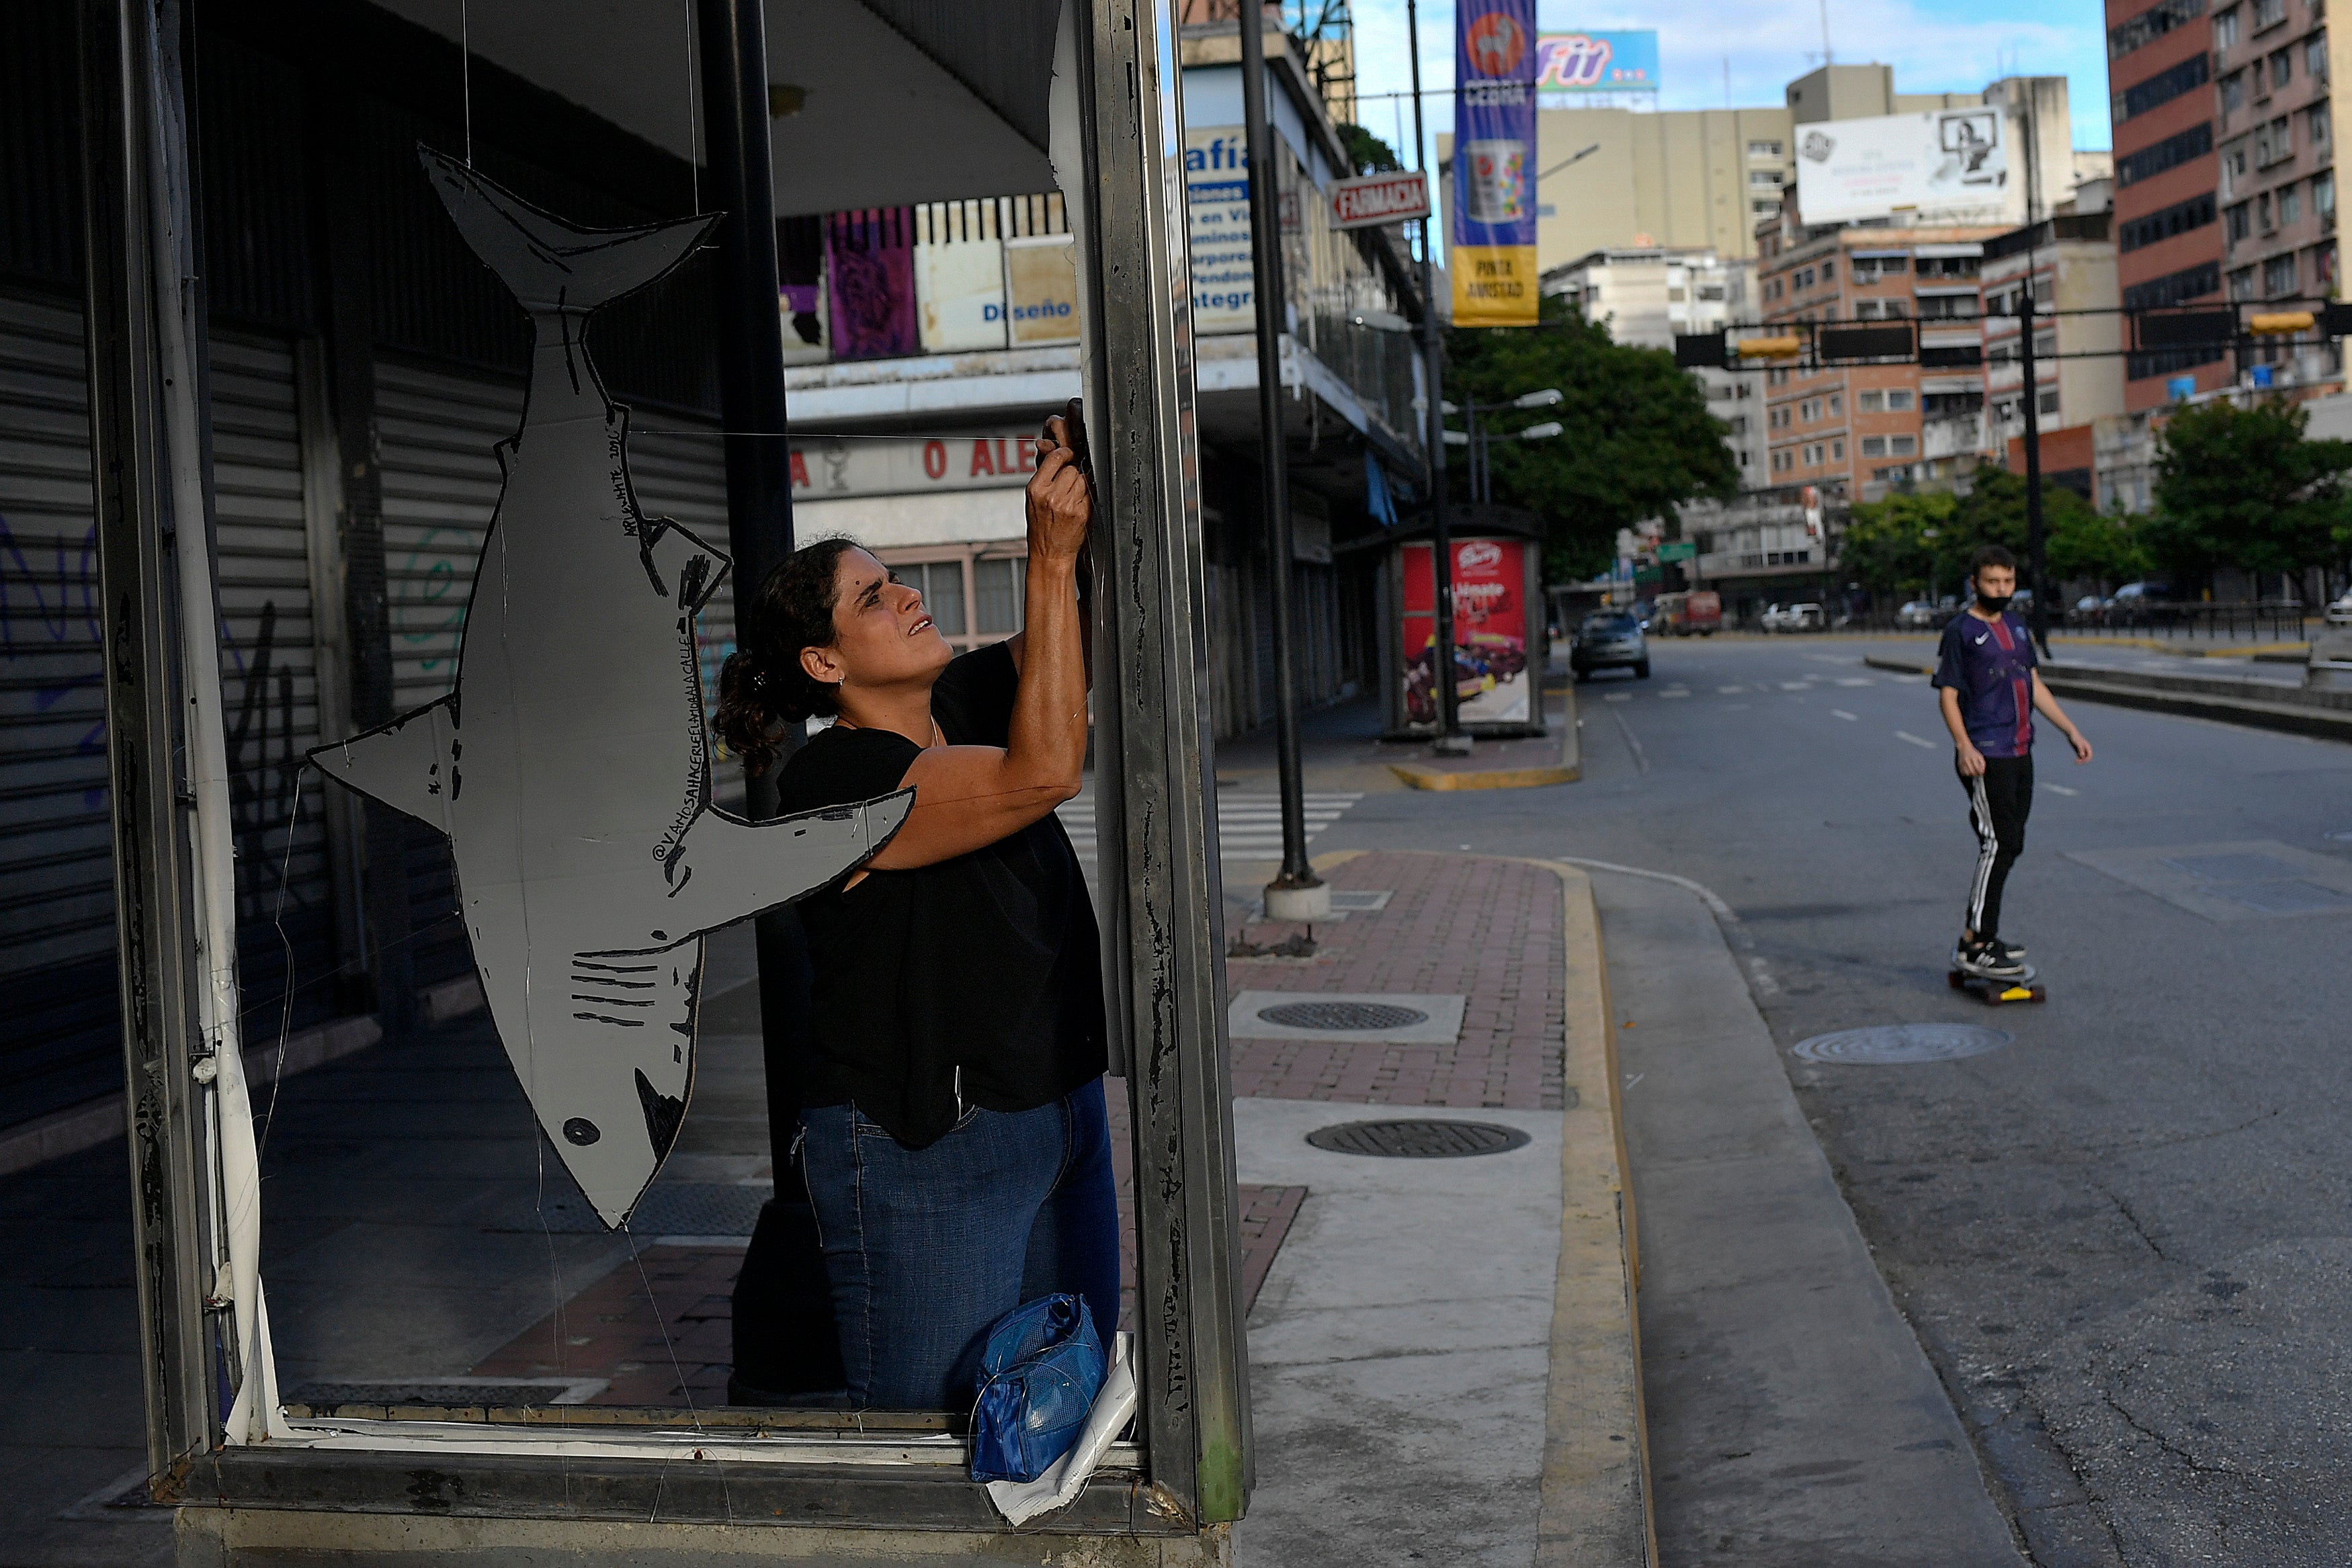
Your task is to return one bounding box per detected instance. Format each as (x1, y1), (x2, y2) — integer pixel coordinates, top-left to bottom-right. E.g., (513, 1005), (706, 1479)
(1841, 467), (2144, 596)
(1337, 123), (1403, 176)
(1445, 294), (1738, 570)
(2147, 397), (2352, 588)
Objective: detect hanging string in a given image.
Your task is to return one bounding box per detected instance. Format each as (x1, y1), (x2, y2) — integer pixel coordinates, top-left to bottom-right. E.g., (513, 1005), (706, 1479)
(459, 0), (474, 167)
(684, 0), (702, 214)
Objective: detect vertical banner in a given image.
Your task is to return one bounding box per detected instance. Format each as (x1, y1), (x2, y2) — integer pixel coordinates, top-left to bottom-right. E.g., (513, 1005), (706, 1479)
(1452, 0), (1540, 326)
(1400, 538), (1533, 726)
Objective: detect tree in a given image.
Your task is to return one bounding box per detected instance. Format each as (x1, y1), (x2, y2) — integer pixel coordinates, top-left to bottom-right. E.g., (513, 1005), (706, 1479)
(1337, 123), (1402, 177)
(1840, 491), (1954, 597)
(1445, 294), (1738, 576)
(2145, 397), (2352, 593)
(2046, 506), (2149, 591)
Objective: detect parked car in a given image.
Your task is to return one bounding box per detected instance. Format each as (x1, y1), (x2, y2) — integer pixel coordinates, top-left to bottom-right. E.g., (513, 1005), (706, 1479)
(2328, 591), (2352, 627)
(1896, 599), (1945, 630)
(1761, 602), (1826, 633)
(1652, 590), (1722, 637)
(1571, 611), (1650, 681)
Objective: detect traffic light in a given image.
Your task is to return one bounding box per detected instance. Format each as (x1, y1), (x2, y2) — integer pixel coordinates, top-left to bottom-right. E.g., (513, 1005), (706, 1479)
(1674, 331), (1727, 369)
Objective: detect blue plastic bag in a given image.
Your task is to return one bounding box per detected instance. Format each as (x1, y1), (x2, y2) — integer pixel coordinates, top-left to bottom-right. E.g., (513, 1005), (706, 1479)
(969, 1293), (1105, 1484)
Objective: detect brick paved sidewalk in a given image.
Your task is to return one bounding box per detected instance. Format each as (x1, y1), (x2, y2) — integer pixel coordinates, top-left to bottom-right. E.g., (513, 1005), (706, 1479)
(1225, 850), (1568, 1111)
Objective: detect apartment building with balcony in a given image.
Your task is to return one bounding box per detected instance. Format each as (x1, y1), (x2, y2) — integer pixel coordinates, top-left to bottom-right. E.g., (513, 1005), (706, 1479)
(2215, 0), (2341, 390)
(1538, 247), (1768, 478)
(2108, 0), (2232, 408)
(1981, 213), (2128, 453)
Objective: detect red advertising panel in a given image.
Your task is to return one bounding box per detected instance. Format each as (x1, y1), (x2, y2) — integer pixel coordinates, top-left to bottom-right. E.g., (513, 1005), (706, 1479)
(1400, 538), (1531, 726)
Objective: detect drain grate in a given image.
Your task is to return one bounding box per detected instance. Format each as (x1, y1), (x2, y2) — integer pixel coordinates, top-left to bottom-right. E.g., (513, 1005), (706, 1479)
(1260, 1000), (1429, 1031)
(1305, 1119), (1531, 1158)
(1792, 1024), (2011, 1065)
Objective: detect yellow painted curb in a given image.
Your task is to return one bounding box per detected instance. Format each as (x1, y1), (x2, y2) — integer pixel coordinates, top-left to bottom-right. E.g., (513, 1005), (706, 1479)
(1389, 687), (1582, 791)
(2050, 634), (2310, 658)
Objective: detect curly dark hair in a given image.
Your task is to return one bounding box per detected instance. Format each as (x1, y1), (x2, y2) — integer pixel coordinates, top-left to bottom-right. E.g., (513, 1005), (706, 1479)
(713, 536), (862, 776)
(1970, 543), (2018, 576)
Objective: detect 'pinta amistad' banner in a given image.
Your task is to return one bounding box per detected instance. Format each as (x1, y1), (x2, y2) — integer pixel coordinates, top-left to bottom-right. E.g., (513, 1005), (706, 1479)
(1452, 0), (1539, 328)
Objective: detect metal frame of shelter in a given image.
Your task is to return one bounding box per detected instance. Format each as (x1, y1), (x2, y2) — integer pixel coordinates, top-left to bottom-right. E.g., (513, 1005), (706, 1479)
(82, 0), (1249, 1555)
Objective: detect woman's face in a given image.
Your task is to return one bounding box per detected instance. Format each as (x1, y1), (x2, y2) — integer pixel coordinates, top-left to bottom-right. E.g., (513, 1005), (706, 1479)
(801, 548), (954, 700)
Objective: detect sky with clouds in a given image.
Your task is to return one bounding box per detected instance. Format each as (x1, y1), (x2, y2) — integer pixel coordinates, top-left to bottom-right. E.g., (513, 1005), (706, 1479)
(1341, 0), (2115, 174)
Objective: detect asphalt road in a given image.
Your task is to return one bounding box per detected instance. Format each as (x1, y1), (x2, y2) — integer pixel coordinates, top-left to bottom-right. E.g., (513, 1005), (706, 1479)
(1287, 634), (2352, 1567)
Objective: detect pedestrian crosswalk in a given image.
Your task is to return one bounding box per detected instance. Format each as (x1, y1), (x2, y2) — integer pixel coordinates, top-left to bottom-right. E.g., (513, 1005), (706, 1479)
(1057, 791), (1364, 861)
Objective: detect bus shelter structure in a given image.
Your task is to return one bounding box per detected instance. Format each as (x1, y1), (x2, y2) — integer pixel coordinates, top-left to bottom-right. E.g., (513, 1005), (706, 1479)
(75, 0), (1247, 1559)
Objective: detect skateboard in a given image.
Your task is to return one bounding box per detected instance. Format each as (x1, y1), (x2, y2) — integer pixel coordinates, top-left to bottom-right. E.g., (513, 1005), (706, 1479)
(1947, 961), (2045, 1005)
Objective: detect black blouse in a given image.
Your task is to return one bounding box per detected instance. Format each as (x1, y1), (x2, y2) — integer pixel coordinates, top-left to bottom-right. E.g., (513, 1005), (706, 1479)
(773, 642), (1105, 1148)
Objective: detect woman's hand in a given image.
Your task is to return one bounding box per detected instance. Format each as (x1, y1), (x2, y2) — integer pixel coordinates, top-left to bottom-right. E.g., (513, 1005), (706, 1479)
(1026, 415), (1092, 567)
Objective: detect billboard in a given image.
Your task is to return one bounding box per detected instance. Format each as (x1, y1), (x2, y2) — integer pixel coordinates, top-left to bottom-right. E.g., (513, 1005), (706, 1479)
(1450, 0), (1540, 326)
(1400, 538), (1534, 726)
(1794, 108), (2012, 226)
(1534, 30), (1660, 95)
(1184, 125), (1257, 335)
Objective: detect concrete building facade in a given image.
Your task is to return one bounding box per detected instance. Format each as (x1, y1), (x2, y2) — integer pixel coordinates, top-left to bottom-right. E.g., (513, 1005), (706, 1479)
(2216, 0), (2341, 390)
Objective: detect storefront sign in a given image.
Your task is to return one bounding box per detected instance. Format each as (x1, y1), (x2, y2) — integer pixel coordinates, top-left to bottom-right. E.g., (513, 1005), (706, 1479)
(1400, 537), (1534, 726)
(1331, 170), (1429, 230)
(789, 433), (1044, 500)
(1003, 236), (1081, 345)
(1451, 0), (1540, 327)
(917, 236), (1008, 352)
(1184, 126), (1257, 334)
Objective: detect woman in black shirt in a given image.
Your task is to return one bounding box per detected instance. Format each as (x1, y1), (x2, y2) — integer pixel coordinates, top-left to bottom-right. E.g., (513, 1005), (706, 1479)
(712, 417), (1111, 1409)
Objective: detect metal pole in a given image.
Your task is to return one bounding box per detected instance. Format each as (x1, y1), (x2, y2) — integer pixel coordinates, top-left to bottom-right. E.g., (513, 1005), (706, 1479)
(2018, 285), (2052, 658)
(1406, 0), (1469, 752)
(1241, 5), (1324, 916)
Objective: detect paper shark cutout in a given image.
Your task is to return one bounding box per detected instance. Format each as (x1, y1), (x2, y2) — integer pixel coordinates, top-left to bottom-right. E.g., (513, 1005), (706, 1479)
(309, 150), (910, 1227)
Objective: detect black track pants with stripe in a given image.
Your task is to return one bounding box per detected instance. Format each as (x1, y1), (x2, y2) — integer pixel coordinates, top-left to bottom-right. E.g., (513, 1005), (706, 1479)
(1958, 753), (2033, 940)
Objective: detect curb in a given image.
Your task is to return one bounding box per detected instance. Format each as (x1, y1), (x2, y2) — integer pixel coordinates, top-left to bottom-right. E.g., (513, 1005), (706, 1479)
(1861, 654), (2352, 744)
(1527, 858), (1659, 1568)
(1390, 688), (1583, 791)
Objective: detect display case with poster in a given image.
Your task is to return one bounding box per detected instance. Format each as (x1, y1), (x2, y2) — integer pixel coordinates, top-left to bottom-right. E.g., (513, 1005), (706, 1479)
(1382, 514), (1548, 739)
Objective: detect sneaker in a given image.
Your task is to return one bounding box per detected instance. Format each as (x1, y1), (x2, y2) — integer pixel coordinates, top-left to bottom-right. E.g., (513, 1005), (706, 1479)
(1986, 936), (2027, 961)
(1955, 937), (2026, 979)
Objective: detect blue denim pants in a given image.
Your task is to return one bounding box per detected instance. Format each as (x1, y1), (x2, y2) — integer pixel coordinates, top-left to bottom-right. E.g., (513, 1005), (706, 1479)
(797, 1078), (1120, 1410)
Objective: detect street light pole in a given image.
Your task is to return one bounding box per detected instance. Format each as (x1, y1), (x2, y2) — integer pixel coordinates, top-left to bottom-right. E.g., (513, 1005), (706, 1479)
(2017, 286), (2052, 660)
(1406, 0), (1471, 755)
(1241, 4), (1328, 921)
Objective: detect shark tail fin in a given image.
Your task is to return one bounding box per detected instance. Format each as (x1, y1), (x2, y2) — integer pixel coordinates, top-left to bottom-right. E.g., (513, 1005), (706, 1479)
(306, 697), (461, 837)
(419, 147), (718, 316)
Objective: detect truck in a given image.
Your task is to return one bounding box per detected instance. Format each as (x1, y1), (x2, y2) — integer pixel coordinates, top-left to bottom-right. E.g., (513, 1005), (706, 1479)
(1652, 590), (1722, 637)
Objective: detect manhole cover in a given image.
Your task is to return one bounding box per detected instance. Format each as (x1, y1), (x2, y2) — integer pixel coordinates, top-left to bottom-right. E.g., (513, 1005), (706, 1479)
(1792, 1024), (2011, 1064)
(1260, 1000), (1429, 1031)
(1305, 1120), (1531, 1158)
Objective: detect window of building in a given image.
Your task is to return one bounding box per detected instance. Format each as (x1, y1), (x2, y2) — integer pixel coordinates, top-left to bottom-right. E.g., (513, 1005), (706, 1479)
(1749, 169), (1783, 187)
(1773, 448), (1792, 472)
(2033, 276), (2054, 303)
(2035, 329), (2057, 357)
(1668, 286), (1687, 302)
(2318, 170), (2337, 216)
(2255, 114), (2294, 165)
(2258, 191), (2275, 230)
(2228, 200), (2253, 241)
(1822, 260), (1836, 281)
(2270, 46), (2294, 87)
(1697, 284), (1726, 300)
(2317, 239), (2339, 288)
(2265, 251), (2299, 292)
(2119, 122), (2217, 187)
(2281, 181), (2302, 224)
(2123, 192), (2221, 251)
(2114, 53), (2212, 122)
(1796, 267), (1814, 288)
(1858, 390), (1884, 411)
(1917, 293), (1980, 318)
(1799, 398), (1820, 420)
(1921, 255), (1980, 277)
(2113, 0), (2214, 54)
(1748, 139), (1783, 157)
(2310, 101), (2332, 146)
(1879, 298), (1907, 317)
(2222, 69), (2249, 113)
(2229, 263), (2258, 298)
(1753, 199), (1781, 218)
(2308, 31), (2328, 80)
(2038, 393), (2060, 417)
(2125, 260), (2224, 310)
(1923, 390), (1984, 416)
(2253, 0), (2285, 30)
(2214, 4), (2242, 46)
(1886, 388), (1915, 410)
(1853, 299), (1882, 319)
(1890, 435), (1919, 455)
(1861, 435), (1888, 455)
(1828, 392), (1843, 414)
(1832, 439), (1846, 460)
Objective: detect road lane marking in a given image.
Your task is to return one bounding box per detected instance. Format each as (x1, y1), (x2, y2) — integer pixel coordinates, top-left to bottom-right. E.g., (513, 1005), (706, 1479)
(1831, 709), (1858, 721)
(2042, 783), (2079, 796)
(1603, 693), (1632, 703)
(1718, 685), (1747, 693)
(1613, 711), (1650, 774)
(1896, 731), (1938, 748)
(1834, 677), (1875, 687)
(1660, 689), (1690, 699)
(1779, 681), (1812, 691)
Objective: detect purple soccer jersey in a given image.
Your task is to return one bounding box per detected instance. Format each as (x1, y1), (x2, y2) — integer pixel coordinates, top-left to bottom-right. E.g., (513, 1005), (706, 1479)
(1932, 611), (2037, 757)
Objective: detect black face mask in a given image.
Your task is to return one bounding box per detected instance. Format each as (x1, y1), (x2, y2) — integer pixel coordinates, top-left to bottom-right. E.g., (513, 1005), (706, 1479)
(1976, 591), (2013, 613)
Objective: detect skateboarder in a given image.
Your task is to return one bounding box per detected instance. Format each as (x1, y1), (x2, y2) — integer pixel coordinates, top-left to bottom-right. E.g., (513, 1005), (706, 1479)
(1932, 546), (2093, 979)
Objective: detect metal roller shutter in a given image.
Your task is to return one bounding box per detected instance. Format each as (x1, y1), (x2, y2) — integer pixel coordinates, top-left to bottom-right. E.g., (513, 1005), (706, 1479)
(208, 331), (338, 1044)
(0, 291), (116, 1127)
(374, 360), (739, 984)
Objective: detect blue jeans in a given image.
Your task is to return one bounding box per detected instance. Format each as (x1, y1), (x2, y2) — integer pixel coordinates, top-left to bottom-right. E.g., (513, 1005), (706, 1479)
(797, 1078), (1120, 1409)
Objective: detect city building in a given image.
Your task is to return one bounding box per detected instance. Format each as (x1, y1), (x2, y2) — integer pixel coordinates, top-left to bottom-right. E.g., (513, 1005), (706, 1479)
(2107, 0), (2232, 409)
(1538, 247), (1768, 478)
(1981, 212), (2128, 462)
(2215, 0), (2341, 390)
